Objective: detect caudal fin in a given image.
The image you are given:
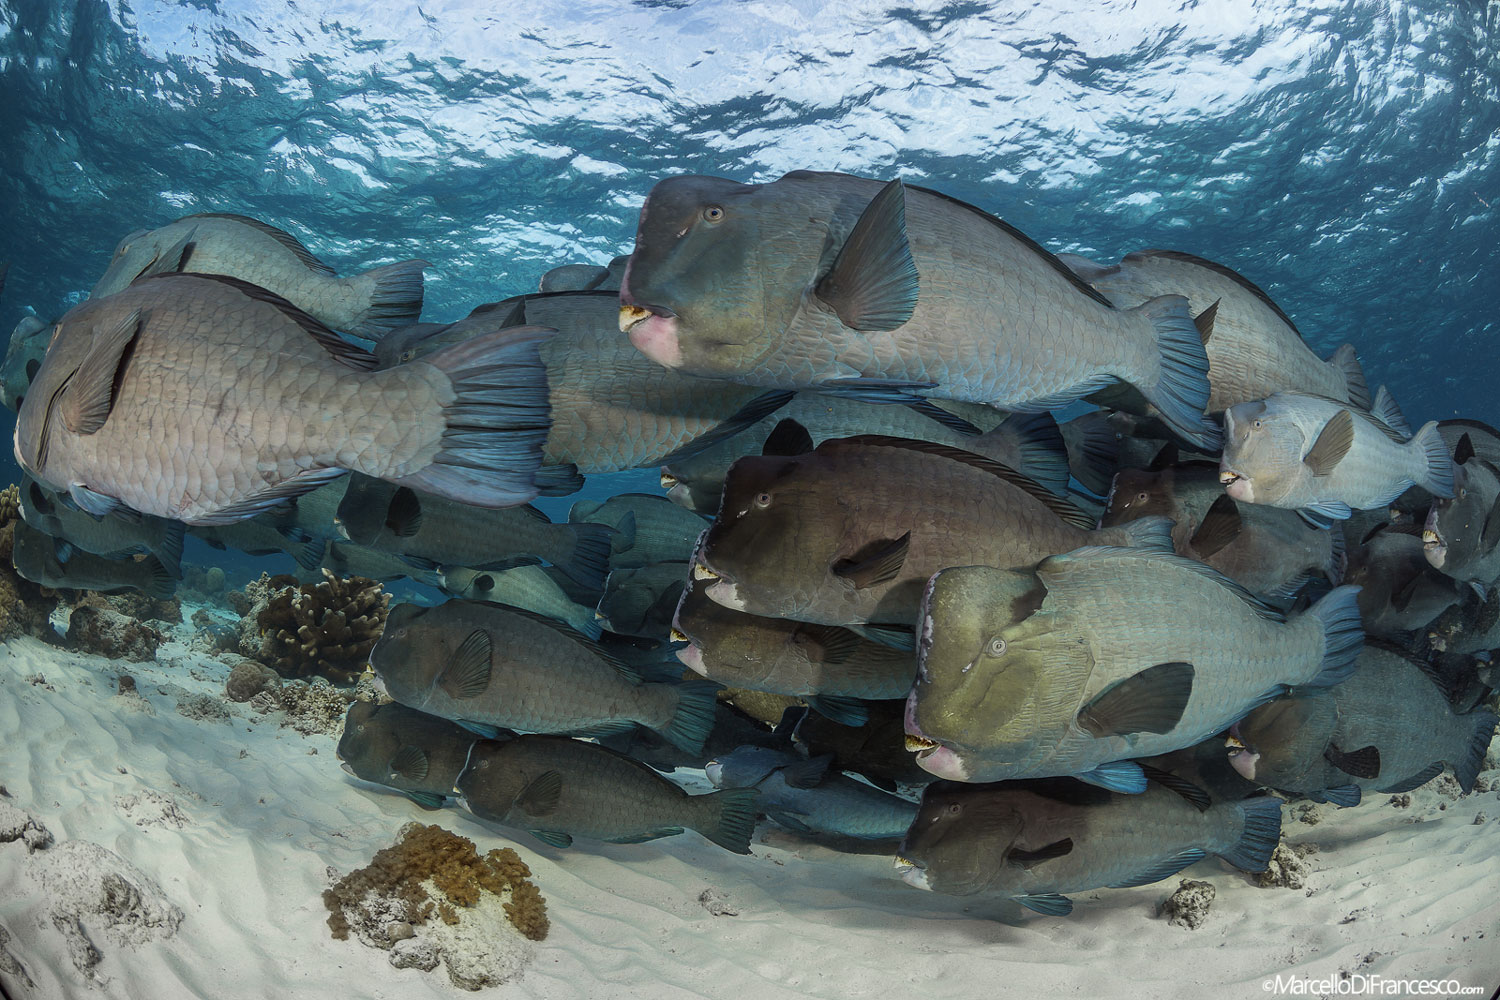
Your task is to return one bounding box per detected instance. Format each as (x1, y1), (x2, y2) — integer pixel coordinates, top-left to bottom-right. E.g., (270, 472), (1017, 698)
(1412, 422), (1456, 500)
(1218, 796), (1282, 872)
(139, 554), (175, 600)
(1451, 708), (1498, 795)
(391, 325), (554, 509)
(155, 519), (186, 579)
(697, 786), (759, 854)
(987, 412), (1069, 497)
(1303, 584), (1364, 688)
(659, 679), (719, 755)
(1063, 414), (1121, 497)
(1133, 295), (1218, 452)
(554, 521), (614, 592)
(1328, 343), (1371, 411)
(351, 259), (428, 338)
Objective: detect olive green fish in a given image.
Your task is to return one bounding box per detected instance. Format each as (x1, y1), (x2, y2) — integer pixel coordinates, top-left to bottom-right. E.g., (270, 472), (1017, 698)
(336, 700), (486, 809)
(11, 518), (173, 598)
(619, 170), (1217, 449)
(19, 475), (185, 578)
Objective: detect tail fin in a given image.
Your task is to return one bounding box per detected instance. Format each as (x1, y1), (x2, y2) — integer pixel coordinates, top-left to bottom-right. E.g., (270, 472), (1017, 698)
(1064, 415), (1120, 497)
(1107, 514), (1176, 554)
(390, 325), (553, 509)
(698, 786), (759, 854)
(659, 679), (719, 755)
(988, 412), (1069, 497)
(554, 522), (614, 592)
(1412, 421), (1456, 500)
(139, 555), (175, 600)
(1218, 796), (1282, 872)
(1328, 343), (1371, 411)
(155, 519), (186, 579)
(1133, 295), (1218, 452)
(1451, 708), (1497, 794)
(1303, 584), (1364, 688)
(1324, 523), (1347, 585)
(351, 259), (428, 338)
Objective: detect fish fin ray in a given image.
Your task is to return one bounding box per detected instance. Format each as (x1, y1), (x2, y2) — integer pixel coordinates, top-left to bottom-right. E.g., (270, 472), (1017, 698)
(1077, 661), (1194, 738)
(1303, 408), (1354, 477)
(658, 390), (797, 465)
(61, 308), (142, 435)
(514, 770), (564, 817)
(389, 745), (430, 783)
(1189, 494), (1242, 558)
(1324, 743), (1380, 780)
(1106, 848), (1205, 888)
(439, 629), (493, 699)
(832, 532), (910, 589)
(185, 213), (337, 275)
(814, 178), (920, 332)
(1015, 892), (1073, 916)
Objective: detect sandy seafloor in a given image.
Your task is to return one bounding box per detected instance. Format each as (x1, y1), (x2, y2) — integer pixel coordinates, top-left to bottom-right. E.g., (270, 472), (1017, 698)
(0, 601), (1497, 1000)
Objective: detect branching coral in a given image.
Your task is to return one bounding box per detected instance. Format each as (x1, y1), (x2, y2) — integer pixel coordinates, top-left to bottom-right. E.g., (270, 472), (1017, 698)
(243, 569), (388, 683)
(324, 823), (549, 946)
(0, 484), (19, 524)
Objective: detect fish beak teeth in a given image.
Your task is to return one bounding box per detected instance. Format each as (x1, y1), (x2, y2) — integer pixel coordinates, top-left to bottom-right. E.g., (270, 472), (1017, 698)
(693, 562), (720, 582)
(893, 856), (918, 872)
(905, 734), (940, 752)
(669, 627), (689, 643)
(1225, 735), (1245, 751)
(618, 304), (653, 334)
(660, 472), (679, 490)
(594, 610), (608, 621)
(1219, 469), (1240, 486)
(1422, 528), (1439, 544)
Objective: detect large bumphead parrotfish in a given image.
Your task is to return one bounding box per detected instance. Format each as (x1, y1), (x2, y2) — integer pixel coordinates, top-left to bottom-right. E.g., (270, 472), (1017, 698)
(895, 780), (1282, 916)
(1228, 642), (1499, 806)
(1220, 390), (1454, 524)
(692, 434), (1174, 628)
(10, 517), (174, 598)
(19, 474), (185, 578)
(1422, 423), (1500, 595)
(904, 547), (1364, 790)
(369, 600), (718, 754)
(617, 170), (1219, 450)
(456, 735), (759, 853)
(13, 273), (554, 525)
(91, 214), (427, 338)
(1058, 249), (1370, 413)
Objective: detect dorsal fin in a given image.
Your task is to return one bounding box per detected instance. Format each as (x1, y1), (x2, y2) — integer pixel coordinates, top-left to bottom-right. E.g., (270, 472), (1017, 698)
(905, 183), (1116, 309)
(1039, 545), (1288, 622)
(818, 434), (1096, 530)
(148, 272), (377, 370)
(185, 213), (337, 276)
(1122, 248), (1303, 341)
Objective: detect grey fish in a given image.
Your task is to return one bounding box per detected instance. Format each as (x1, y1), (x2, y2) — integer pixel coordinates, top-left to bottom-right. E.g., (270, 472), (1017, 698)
(537, 256), (627, 293)
(336, 700), (486, 809)
(91, 214), (426, 337)
(14, 273), (553, 525)
(1424, 588), (1500, 658)
(336, 473), (613, 591)
(1102, 461), (1343, 601)
(597, 562), (688, 638)
(19, 475), (185, 578)
(369, 600), (718, 754)
(11, 518), (173, 598)
(896, 780), (1282, 916)
(618, 170), (1218, 449)
(376, 292), (793, 478)
(706, 745), (918, 841)
(191, 517), (325, 573)
(1344, 524), (1460, 638)
(661, 400), (1076, 516)
(694, 435), (1175, 628)
(1, 314), (49, 413)
(439, 564), (602, 640)
(570, 492), (710, 569)
(1058, 249), (1369, 412)
(1422, 424), (1500, 593)
(673, 577), (915, 717)
(1220, 391), (1454, 523)
(1229, 642), (1498, 806)
(455, 734), (758, 853)
(1056, 410), (1124, 497)
(321, 540), (440, 587)
(905, 548), (1363, 790)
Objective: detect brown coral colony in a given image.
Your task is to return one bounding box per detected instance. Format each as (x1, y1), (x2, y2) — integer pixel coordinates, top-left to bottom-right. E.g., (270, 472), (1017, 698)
(255, 569), (388, 683)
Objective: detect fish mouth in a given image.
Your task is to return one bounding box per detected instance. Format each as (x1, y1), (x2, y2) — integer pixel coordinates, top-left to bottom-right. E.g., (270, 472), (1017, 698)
(339, 762), (355, 776)
(704, 761), (724, 786)
(894, 857), (931, 890)
(904, 734), (940, 753)
(669, 627), (690, 643)
(675, 641), (708, 676)
(1422, 512), (1448, 568)
(1219, 465), (1254, 501)
(617, 303), (659, 334)
(660, 471), (679, 490)
(693, 560), (721, 582)
(621, 301), (683, 367)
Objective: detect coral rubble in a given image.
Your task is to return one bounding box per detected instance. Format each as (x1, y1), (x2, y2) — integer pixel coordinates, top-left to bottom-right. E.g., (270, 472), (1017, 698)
(239, 570), (387, 683)
(65, 606), (165, 662)
(324, 823), (547, 989)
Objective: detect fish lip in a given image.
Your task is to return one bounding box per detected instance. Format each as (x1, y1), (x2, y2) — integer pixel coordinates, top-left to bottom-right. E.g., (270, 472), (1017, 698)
(904, 734), (941, 753)
(660, 471), (679, 490)
(1218, 467), (1243, 486)
(893, 855), (924, 873)
(339, 762), (355, 776)
(617, 300), (677, 334)
(693, 558), (732, 585)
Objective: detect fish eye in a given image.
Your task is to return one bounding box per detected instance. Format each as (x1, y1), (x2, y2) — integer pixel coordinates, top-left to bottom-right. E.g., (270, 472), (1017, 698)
(1252, 419), (1263, 429)
(945, 803), (962, 816)
(1460, 487), (1468, 499)
(703, 205), (725, 223)
(1136, 492), (1148, 503)
(754, 491), (772, 508)
(356, 724), (366, 733)
(399, 349), (415, 363)
(986, 636), (1006, 657)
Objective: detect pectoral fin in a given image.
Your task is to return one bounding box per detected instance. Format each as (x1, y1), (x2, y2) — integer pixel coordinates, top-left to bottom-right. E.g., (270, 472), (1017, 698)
(514, 770), (564, 816)
(386, 487), (424, 537)
(439, 629), (493, 699)
(814, 179), (920, 332)
(1304, 409), (1354, 477)
(529, 830), (573, 849)
(1007, 838), (1073, 870)
(1015, 892), (1073, 916)
(1323, 743), (1380, 779)
(1077, 662), (1194, 738)
(389, 745), (430, 782)
(832, 532), (910, 589)
(61, 308), (142, 435)
(1190, 494), (1242, 558)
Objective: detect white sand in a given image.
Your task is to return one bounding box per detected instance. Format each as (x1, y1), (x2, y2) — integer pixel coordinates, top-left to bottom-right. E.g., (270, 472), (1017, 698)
(1, 610), (1498, 1000)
